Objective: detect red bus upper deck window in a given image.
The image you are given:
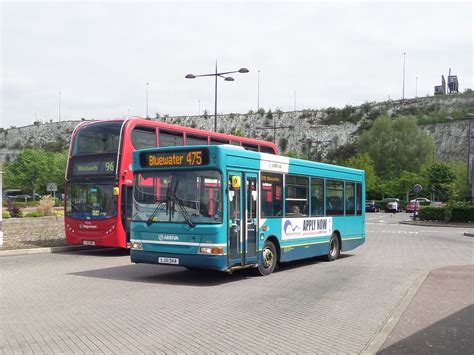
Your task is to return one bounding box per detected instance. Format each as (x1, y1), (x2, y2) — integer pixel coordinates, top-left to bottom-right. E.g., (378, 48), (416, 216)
(260, 145), (276, 154)
(159, 130), (184, 147)
(210, 138), (229, 145)
(242, 143), (259, 152)
(131, 127), (157, 150)
(73, 122), (122, 155)
(186, 134), (208, 146)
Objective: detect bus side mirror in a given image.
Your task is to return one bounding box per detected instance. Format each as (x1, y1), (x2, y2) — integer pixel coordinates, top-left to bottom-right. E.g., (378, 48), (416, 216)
(113, 187), (120, 196)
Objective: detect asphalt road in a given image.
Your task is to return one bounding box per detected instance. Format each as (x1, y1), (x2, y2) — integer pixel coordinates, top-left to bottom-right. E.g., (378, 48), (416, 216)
(1, 213), (472, 354)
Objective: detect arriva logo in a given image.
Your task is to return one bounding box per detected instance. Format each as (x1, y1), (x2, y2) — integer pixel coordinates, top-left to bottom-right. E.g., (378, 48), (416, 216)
(158, 234), (179, 241)
(283, 220), (300, 234)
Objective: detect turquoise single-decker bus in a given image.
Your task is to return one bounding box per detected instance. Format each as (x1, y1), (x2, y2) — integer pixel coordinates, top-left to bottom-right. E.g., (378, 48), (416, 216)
(130, 145), (365, 275)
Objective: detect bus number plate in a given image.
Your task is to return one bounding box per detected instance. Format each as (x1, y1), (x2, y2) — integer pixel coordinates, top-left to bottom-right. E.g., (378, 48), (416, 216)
(83, 240), (96, 246)
(158, 257), (179, 265)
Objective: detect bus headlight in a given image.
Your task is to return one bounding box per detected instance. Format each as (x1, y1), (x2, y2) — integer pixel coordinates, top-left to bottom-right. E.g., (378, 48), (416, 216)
(131, 241), (143, 250)
(199, 247), (224, 255)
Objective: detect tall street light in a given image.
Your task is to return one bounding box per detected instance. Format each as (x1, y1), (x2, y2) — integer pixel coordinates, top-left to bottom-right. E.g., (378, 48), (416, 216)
(257, 70), (260, 111)
(415, 76), (418, 98)
(146, 82), (149, 118)
(186, 62), (249, 132)
(58, 91), (61, 122)
(402, 52), (406, 100)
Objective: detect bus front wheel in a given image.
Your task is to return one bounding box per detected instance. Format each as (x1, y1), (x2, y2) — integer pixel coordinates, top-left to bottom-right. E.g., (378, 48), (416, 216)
(256, 240), (277, 276)
(324, 233), (340, 262)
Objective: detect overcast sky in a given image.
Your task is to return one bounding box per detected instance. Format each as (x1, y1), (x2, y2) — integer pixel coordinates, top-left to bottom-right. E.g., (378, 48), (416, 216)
(1, 1), (472, 128)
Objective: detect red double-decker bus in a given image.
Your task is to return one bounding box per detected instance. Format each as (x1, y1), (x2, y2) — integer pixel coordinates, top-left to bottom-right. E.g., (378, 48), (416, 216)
(65, 117), (277, 248)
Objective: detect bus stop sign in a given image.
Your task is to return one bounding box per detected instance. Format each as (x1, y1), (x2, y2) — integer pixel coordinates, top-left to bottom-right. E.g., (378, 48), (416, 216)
(413, 184), (423, 194)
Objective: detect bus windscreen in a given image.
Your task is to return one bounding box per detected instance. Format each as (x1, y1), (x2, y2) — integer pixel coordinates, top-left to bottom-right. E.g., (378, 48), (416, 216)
(73, 122), (122, 155)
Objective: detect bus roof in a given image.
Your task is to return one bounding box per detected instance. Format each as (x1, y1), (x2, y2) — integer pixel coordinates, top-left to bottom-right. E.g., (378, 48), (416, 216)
(133, 145), (365, 182)
(72, 117), (278, 152)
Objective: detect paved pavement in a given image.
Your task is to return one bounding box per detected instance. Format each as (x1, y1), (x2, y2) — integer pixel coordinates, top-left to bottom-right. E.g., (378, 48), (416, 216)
(379, 265), (474, 355)
(0, 212), (472, 354)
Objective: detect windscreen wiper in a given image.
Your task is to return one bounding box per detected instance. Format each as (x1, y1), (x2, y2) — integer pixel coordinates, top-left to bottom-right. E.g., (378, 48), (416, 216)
(145, 200), (166, 226)
(172, 197), (195, 228)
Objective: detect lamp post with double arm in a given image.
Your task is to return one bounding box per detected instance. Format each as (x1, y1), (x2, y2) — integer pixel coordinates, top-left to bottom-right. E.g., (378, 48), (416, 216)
(186, 62), (249, 132)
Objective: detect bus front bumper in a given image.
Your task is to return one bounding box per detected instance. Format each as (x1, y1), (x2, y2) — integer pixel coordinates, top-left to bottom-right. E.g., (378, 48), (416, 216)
(130, 250), (228, 272)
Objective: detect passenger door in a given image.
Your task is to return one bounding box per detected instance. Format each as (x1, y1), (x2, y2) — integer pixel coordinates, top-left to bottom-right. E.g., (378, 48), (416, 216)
(227, 172), (258, 266)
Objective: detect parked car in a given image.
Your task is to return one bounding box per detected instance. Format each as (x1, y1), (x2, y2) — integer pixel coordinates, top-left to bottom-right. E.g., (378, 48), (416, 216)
(430, 201), (447, 208)
(406, 198), (431, 213)
(2, 189), (31, 201)
(2, 190), (41, 201)
(383, 198), (402, 213)
(366, 200), (381, 212)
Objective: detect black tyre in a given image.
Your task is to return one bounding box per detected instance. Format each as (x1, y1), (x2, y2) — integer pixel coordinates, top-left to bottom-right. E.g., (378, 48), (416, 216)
(256, 240), (277, 276)
(324, 233), (340, 262)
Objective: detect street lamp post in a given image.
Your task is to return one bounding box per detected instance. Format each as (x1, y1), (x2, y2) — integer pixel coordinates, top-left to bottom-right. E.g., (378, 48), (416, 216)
(257, 70), (260, 111)
(58, 91), (61, 122)
(146, 82), (149, 118)
(415, 76), (418, 98)
(402, 52), (406, 100)
(186, 62), (249, 132)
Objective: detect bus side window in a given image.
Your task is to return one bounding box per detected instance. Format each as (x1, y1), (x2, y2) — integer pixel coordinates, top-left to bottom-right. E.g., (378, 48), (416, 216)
(345, 182), (355, 215)
(159, 130), (184, 147)
(243, 143), (259, 152)
(311, 178), (324, 216)
(259, 145), (276, 154)
(260, 173), (283, 217)
(186, 134), (208, 146)
(285, 175), (308, 217)
(326, 180), (344, 216)
(210, 138), (229, 145)
(131, 127), (157, 150)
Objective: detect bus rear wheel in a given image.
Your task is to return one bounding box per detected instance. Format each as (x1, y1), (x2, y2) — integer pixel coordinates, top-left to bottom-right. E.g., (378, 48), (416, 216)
(324, 234), (340, 262)
(256, 240), (277, 276)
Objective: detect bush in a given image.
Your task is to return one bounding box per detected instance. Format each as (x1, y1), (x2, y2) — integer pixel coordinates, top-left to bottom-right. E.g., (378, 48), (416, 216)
(419, 206), (445, 221)
(450, 206), (474, 223)
(2, 200), (40, 208)
(54, 210), (65, 217)
(6, 201), (22, 218)
(2, 212), (11, 219)
(25, 211), (45, 218)
(37, 195), (55, 216)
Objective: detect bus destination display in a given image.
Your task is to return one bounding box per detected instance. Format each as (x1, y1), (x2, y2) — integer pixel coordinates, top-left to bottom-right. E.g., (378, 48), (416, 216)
(142, 149), (209, 168)
(71, 159), (116, 176)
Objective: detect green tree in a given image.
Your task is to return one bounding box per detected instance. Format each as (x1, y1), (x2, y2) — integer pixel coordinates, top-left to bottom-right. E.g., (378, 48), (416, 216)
(343, 153), (377, 192)
(359, 115), (434, 179)
(395, 171), (427, 201)
(445, 161), (469, 200)
(46, 151), (68, 193)
(422, 162), (456, 201)
(4, 149), (49, 199)
(4, 149), (68, 198)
